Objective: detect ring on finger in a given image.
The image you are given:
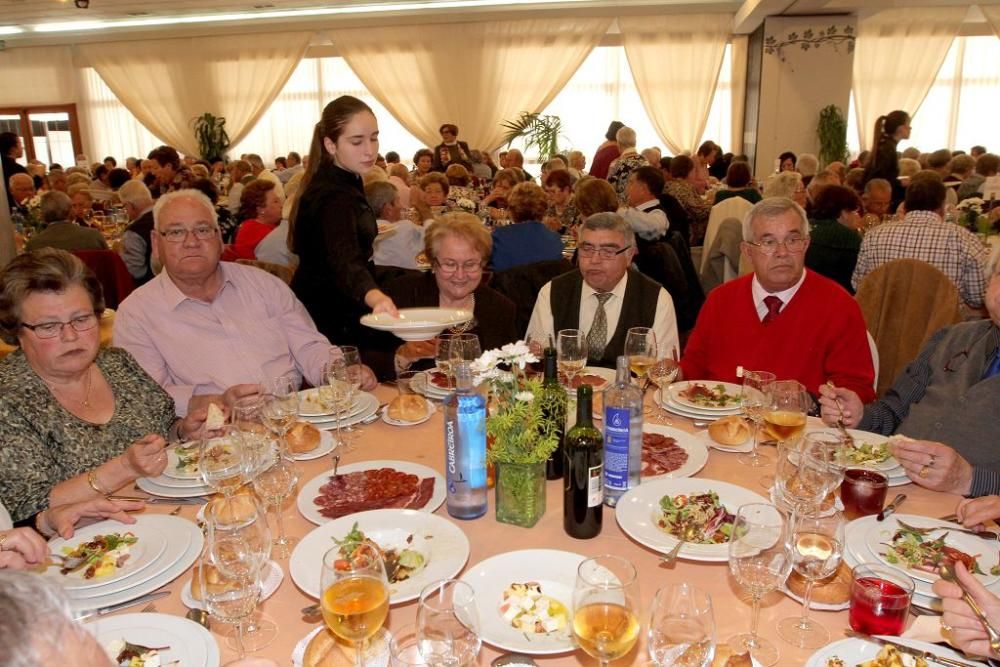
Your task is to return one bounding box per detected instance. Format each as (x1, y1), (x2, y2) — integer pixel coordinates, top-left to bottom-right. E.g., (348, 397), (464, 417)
(919, 465), (930, 478)
(941, 622), (953, 634)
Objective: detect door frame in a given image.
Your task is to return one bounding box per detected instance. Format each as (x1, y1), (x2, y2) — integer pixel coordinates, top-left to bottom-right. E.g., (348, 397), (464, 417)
(0, 104), (83, 164)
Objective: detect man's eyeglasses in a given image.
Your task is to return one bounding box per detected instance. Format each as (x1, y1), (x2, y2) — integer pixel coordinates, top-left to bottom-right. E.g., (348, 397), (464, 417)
(578, 244), (632, 260)
(435, 259), (483, 275)
(21, 313), (98, 339)
(746, 237), (807, 255)
(158, 225), (218, 243)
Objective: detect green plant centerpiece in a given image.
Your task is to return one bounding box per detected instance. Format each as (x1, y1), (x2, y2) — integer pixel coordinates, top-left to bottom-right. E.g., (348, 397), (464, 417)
(191, 112), (231, 162)
(500, 112), (564, 162)
(817, 104), (849, 168)
(472, 342), (562, 528)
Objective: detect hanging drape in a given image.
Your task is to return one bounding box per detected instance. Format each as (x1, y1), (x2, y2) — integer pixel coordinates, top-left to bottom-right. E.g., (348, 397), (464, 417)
(77, 31), (311, 156)
(729, 35), (749, 155)
(851, 8), (963, 150)
(0, 45), (77, 106)
(982, 5), (1000, 39)
(326, 17), (611, 150)
(619, 13), (732, 155)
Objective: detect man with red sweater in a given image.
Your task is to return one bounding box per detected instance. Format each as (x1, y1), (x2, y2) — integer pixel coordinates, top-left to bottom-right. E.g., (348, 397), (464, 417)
(680, 197), (876, 403)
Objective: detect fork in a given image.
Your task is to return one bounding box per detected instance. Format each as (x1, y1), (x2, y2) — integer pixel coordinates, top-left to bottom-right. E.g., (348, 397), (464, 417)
(660, 525), (700, 566)
(896, 518), (1000, 542)
(939, 562), (1000, 654)
(825, 381), (855, 447)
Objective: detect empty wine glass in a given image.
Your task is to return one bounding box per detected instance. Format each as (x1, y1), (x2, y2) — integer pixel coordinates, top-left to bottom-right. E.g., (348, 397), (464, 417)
(726, 503), (792, 666)
(322, 360), (353, 450)
(250, 441), (299, 557)
(774, 433), (846, 515)
(416, 579), (481, 666)
(648, 583), (715, 666)
(198, 546), (260, 659)
(448, 333), (481, 367)
(199, 436), (245, 496)
(261, 375), (299, 448)
(736, 370), (776, 467)
(321, 541), (390, 667)
(647, 357), (680, 425)
(777, 508), (846, 648)
(557, 329), (587, 388)
(572, 555), (641, 666)
(340, 346), (365, 440)
(435, 335), (456, 388)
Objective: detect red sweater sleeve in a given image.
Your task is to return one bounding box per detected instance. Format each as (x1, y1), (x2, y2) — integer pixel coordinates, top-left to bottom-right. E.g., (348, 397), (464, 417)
(230, 220), (273, 260)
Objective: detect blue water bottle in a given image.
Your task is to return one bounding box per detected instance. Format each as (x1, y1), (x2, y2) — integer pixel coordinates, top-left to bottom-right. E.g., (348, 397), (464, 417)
(443, 361), (488, 519)
(603, 355), (643, 507)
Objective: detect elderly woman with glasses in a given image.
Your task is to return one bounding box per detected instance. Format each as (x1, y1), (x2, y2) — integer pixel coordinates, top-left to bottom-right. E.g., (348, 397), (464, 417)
(0, 249), (209, 528)
(365, 213), (519, 378)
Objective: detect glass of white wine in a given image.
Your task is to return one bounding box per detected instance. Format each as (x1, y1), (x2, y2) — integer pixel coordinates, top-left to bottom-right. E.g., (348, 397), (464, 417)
(321, 541), (391, 667)
(624, 326), (657, 386)
(557, 329), (587, 389)
(572, 555), (641, 666)
(726, 503), (792, 667)
(435, 335), (457, 389)
(759, 379), (809, 488)
(736, 370), (776, 467)
(416, 579), (481, 666)
(261, 375), (299, 448)
(648, 583), (715, 666)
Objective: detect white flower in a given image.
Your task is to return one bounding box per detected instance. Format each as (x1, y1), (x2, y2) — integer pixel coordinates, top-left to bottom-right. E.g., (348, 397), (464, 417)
(471, 350), (500, 374)
(514, 391), (535, 403)
(956, 198), (984, 213)
(498, 340), (538, 368)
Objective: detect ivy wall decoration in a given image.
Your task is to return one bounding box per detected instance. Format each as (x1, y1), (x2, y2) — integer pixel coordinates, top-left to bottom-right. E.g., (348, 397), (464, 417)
(764, 25), (855, 62)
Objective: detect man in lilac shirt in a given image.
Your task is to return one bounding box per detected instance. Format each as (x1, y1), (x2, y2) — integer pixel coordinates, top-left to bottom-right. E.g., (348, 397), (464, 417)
(114, 189), (375, 416)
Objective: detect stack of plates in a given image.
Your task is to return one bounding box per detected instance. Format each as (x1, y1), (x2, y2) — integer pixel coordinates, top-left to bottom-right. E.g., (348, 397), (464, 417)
(411, 369), (452, 401)
(297, 389), (380, 429)
(842, 513), (1000, 611)
(656, 381), (743, 421)
(811, 427), (911, 487)
(44, 514), (203, 614)
(86, 613), (219, 666)
(137, 468), (212, 498)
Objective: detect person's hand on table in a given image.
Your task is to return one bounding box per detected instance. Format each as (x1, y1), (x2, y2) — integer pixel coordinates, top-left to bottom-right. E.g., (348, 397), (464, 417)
(43, 497), (146, 539)
(0, 527), (47, 569)
(817, 383), (863, 428)
(177, 405), (214, 441)
(955, 496), (1000, 530)
(892, 437), (972, 495)
(358, 364), (378, 391)
(121, 434), (168, 478)
(932, 561), (1000, 659)
(398, 339), (437, 367)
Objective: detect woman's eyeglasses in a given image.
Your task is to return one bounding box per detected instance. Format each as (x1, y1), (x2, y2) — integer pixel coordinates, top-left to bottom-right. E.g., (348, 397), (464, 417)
(434, 260), (483, 275)
(21, 313), (98, 339)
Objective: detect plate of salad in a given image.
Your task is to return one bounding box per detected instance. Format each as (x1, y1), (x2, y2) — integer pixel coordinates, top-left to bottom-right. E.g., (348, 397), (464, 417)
(865, 514), (1000, 586)
(668, 381), (743, 411)
(813, 428), (900, 472)
(615, 478), (769, 562)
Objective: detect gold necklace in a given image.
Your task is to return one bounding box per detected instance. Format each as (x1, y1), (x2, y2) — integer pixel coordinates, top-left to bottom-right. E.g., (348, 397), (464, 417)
(44, 366), (94, 409)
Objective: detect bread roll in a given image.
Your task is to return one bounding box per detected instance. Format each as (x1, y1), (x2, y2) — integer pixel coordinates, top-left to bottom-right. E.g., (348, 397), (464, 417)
(286, 422), (321, 453)
(708, 416), (750, 447)
(786, 561), (852, 605)
(207, 488), (257, 524)
(189, 563), (239, 600)
(388, 394), (427, 422)
(205, 403), (226, 430)
(711, 646), (753, 666)
(303, 628), (340, 667)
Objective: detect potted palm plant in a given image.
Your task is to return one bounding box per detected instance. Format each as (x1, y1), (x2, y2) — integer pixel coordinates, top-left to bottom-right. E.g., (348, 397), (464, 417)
(500, 112), (564, 161)
(191, 113), (231, 162)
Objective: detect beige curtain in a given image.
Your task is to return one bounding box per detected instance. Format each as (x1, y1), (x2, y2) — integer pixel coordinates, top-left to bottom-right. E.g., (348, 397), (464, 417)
(327, 17), (611, 150)
(982, 5), (1000, 38)
(729, 35), (749, 155)
(619, 13), (732, 155)
(0, 45), (77, 106)
(852, 8), (963, 150)
(77, 32), (311, 156)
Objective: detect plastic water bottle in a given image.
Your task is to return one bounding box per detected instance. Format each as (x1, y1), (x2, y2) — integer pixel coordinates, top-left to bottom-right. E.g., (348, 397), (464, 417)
(443, 362), (488, 519)
(603, 355), (643, 507)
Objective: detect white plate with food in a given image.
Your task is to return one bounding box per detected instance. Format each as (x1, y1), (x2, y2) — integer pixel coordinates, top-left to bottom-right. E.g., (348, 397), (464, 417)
(298, 388), (366, 418)
(411, 369), (453, 399)
(667, 381), (744, 412)
(290, 509), (469, 604)
(460, 549), (582, 655)
(283, 423), (337, 461)
(360, 308), (473, 341)
(640, 424), (708, 479)
(804, 636), (979, 667)
(656, 390), (742, 420)
(302, 392), (379, 427)
(86, 612), (220, 667)
(296, 460), (446, 525)
(162, 441), (214, 480)
(810, 427), (899, 472)
(136, 475), (213, 498)
(181, 560), (284, 611)
(382, 396), (437, 427)
(865, 514), (1000, 587)
(562, 366), (617, 394)
(616, 478), (769, 562)
(46, 520), (167, 592)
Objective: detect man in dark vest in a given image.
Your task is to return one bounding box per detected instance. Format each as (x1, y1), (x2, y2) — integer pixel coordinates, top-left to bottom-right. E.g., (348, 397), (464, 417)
(525, 212), (679, 368)
(119, 180), (156, 284)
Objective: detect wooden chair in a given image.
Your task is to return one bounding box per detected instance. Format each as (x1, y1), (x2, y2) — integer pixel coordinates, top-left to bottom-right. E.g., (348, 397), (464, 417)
(855, 259), (962, 397)
(72, 250), (135, 309)
(236, 258), (295, 284)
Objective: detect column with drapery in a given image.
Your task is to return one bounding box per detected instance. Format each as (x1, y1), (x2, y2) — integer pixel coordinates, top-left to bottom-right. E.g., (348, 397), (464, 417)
(325, 17), (611, 151)
(618, 13), (733, 156)
(76, 31), (312, 157)
(851, 8), (963, 151)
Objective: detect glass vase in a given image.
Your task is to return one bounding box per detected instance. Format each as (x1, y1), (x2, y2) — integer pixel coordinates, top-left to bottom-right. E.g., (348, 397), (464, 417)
(494, 461), (546, 528)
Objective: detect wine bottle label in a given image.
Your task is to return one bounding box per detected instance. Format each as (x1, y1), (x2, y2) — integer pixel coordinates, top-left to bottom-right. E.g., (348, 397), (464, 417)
(588, 464), (603, 507)
(604, 407), (631, 490)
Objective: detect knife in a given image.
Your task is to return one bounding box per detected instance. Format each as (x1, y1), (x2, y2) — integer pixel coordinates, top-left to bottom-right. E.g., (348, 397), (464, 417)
(844, 630), (971, 667)
(144, 497), (208, 505)
(76, 590), (171, 622)
(877, 493), (907, 521)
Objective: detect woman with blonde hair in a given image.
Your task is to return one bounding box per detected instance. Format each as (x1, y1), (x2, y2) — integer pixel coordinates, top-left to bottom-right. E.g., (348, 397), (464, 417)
(490, 182), (564, 271)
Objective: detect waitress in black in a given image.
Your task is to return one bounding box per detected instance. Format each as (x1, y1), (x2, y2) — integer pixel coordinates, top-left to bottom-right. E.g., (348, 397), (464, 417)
(290, 95), (398, 345)
(863, 109), (911, 210)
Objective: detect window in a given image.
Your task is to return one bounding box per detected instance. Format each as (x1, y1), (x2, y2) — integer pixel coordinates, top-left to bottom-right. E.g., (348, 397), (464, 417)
(0, 105), (82, 167)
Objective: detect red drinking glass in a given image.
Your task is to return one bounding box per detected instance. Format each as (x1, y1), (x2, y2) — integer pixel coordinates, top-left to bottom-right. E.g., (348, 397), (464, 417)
(849, 565), (914, 636)
(840, 468), (888, 520)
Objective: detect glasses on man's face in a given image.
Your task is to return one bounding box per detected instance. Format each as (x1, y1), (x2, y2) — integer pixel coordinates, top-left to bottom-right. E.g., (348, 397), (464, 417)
(435, 259), (483, 275)
(21, 312), (98, 339)
(158, 225), (218, 243)
(746, 236), (807, 255)
(578, 244), (632, 260)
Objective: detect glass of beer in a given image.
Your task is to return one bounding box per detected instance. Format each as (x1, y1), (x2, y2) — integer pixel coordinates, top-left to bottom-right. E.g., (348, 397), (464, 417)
(320, 541), (390, 667)
(840, 469), (889, 520)
(573, 555), (642, 666)
(849, 564), (914, 635)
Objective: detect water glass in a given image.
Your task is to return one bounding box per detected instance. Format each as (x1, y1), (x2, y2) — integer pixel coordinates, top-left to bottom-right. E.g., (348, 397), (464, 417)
(648, 583), (715, 666)
(557, 329), (587, 387)
(198, 548), (260, 658)
(390, 625), (429, 666)
(849, 564), (914, 635)
(840, 469), (889, 520)
(199, 437), (245, 496)
(416, 579), (481, 667)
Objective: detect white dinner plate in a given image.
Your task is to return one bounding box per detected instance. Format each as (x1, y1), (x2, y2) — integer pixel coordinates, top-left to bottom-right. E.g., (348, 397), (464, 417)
(382, 399), (437, 427)
(290, 509), (470, 604)
(693, 428), (754, 454)
(296, 460), (446, 525)
(46, 519), (167, 592)
(67, 516), (202, 613)
(86, 612), (220, 667)
(563, 366), (617, 394)
(810, 427), (900, 472)
(298, 388), (365, 418)
(162, 441), (210, 480)
(667, 381), (744, 411)
(641, 424), (709, 479)
(137, 475), (212, 498)
(805, 637), (979, 666)
(864, 514), (1000, 587)
(460, 549), (583, 655)
(182, 560), (284, 611)
(290, 429), (338, 461)
(412, 370), (452, 398)
(302, 392), (379, 427)
(360, 308), (473, 341)
(656, 390), (742, 420)
(616, 477), (769, 562)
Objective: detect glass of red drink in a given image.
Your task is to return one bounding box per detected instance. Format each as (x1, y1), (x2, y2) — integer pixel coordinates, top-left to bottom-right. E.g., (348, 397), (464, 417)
(849, 564), (914, 635)
(840, 468), (888, 520)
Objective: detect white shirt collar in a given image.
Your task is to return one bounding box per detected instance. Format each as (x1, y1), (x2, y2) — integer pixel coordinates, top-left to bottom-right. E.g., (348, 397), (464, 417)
(584, 272), (629, 301)
(751, 270), (807, 313)
(636, 199), (660, 212)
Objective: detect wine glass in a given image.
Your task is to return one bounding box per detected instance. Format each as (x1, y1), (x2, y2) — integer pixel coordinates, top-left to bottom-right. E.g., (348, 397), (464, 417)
(448, 333), (481, 367)
(416, 579), (481, 666)
(320, 541), (391, 667)
(774, 433), (845, 515)
(736, 370), (776, 467)
(648, 583), (715, 666)
(435, 335), (456, 388)
(777, 508), (846, 648)
(624, 327), (657, 386)
(322, 360), (353, 451)
(250, 438), (299, 557)
(572, 555), (642, 666)
(261, 374), (299, 450)
(647, 357), (680, 425)
(726, 503), (792, 666)
(340, 346), (365, 440)
(198, 545), (260, 659)
(758, 379), (809, 488)
(199, 435), (245, 496)
(557, 329), (587, 388)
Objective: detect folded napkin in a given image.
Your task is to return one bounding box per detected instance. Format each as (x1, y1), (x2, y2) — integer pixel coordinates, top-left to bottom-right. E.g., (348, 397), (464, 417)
(903, 614), (951, 644)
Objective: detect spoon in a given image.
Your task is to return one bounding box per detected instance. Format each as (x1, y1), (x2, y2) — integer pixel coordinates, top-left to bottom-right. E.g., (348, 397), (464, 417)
(185, 607), (211, 630)
(938, 562), (1000, 654)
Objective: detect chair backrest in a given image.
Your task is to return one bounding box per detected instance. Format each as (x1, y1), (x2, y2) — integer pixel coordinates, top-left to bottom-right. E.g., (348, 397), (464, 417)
(490, 258), (574, 335)
(72, 250), (135, 309)
(700, 218), (744, 293)
(855, 258), (962, 396)
(236, 258), (295, 284)
(702, 197), (752, 273)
